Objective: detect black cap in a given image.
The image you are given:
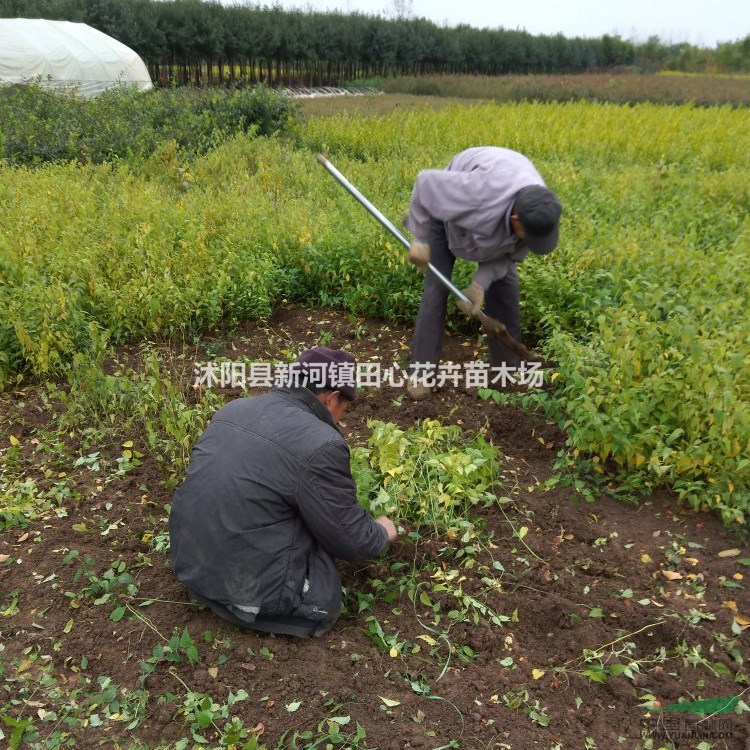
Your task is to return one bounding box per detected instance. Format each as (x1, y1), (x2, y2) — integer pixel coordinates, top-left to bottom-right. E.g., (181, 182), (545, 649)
(294, 347), (357, 401)
(514, 185), (562, 255)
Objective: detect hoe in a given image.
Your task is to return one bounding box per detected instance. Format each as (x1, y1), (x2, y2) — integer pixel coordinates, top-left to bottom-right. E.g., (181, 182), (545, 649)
(316, 153), (538, 362)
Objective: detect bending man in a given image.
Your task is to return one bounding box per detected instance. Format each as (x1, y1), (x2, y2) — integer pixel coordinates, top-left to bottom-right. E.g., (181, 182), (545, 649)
(404, 146), (562, 400)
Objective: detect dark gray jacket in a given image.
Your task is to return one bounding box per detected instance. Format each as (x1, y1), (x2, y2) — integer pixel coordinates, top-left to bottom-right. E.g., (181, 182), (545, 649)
(169, 387), (388, 626)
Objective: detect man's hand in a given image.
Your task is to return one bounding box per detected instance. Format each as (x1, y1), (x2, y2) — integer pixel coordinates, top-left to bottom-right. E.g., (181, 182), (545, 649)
(408, 240), (431, 269)
(376, 516), (398, 543)
(457, 281), (485, 318)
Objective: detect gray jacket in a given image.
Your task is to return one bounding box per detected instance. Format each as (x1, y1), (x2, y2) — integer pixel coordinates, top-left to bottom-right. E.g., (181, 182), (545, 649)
(405, 147), (547, 289)
(169, 387), (388, 626)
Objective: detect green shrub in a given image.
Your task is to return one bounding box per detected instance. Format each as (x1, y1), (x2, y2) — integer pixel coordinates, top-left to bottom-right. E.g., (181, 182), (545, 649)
(0, 83), (299, 165)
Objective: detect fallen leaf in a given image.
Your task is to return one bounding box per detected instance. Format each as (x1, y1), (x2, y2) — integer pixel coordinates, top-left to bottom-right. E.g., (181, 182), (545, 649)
(641, 553), (652, 563)
(17, 532), (29, 543)
(207, 667), (218, 678)
(379, 696), (401, 707)
(718, 548), (741, 558)
(0, 554), (9, 563)
(239, 662), (257, 672)
(285, 700), (302, 712)
(722, 601), (738, 612)
(251, 723), (265, 735)
(734, 616), (750, 631)
(531, 669), (545, 680)
(661, 570), (683, 581)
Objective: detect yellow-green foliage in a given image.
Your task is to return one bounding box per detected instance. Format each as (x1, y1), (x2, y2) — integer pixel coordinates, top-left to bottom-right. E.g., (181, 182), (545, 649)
(300, 102), (750, 523)
(1, 99), (749, 522)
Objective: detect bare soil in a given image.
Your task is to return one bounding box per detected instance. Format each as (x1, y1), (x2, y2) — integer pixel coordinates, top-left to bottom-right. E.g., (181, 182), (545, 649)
(1, 305), (748, 750)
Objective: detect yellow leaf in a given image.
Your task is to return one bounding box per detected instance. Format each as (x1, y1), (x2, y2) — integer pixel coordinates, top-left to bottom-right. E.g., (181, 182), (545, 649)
(718, 548), (741, 558)
(661, 570), (683, 581)
(389, 647), (398, 658)
(531, 669), (545, 680)
(416, 635), (438, 647)
(122, 441), (134, 448)
(9, 434), (21, 446)
(734, 615), (750, 631)
(63, 618), (74, 634)
(18, 659), (33, 674)
(518, 526), (529, 540)
(733, 573), (744, 581)
(641, 553), (652, 563)
(722, 601), (738, 612)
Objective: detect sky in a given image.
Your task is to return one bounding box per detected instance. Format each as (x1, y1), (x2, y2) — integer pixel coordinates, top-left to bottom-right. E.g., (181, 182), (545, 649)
(225, 0), (750, 47)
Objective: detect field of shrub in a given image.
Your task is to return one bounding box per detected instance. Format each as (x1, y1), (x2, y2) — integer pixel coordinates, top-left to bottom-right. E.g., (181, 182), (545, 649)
(365, 71), (750, 106)
(1, 83), (750, 750)
(1, 88), (748, 523)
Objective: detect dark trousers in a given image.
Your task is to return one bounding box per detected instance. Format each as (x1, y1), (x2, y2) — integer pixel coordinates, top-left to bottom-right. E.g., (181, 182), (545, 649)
(411, 220), (522, 370)
(190, 592), (332, 638)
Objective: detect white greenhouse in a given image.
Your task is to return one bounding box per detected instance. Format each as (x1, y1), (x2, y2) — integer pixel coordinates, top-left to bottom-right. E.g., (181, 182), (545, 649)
(0, 18), (153, 98)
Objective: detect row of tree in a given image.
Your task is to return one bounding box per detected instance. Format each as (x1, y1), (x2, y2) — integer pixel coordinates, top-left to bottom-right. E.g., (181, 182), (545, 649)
(1, 0), (749, 86)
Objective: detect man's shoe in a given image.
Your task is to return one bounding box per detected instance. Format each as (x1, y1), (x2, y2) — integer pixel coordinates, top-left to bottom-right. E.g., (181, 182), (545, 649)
(406, 383), (432, 401)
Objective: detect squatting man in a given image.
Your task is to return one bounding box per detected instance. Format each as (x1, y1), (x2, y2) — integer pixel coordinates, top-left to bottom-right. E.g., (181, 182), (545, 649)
(404, 146), (562, 401)
(169, 347), (398, 637)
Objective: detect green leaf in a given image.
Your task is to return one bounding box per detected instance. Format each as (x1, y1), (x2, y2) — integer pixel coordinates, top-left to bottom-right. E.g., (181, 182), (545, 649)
(285, 700), (302, 712)
(110, 606), (126, 622)
(379, 696), (401, 707)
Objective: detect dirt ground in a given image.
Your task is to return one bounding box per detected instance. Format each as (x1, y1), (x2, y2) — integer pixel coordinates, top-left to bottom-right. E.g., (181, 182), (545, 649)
(1, 305), (748, 750)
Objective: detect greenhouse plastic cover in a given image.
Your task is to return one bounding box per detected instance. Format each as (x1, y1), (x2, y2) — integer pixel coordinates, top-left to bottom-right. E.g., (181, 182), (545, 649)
(0, 18), (153, 98)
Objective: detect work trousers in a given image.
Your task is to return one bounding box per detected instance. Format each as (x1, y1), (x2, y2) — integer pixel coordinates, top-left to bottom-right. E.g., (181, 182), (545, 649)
(190, 591), (332, 638)
(411, 220), (523, 372)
